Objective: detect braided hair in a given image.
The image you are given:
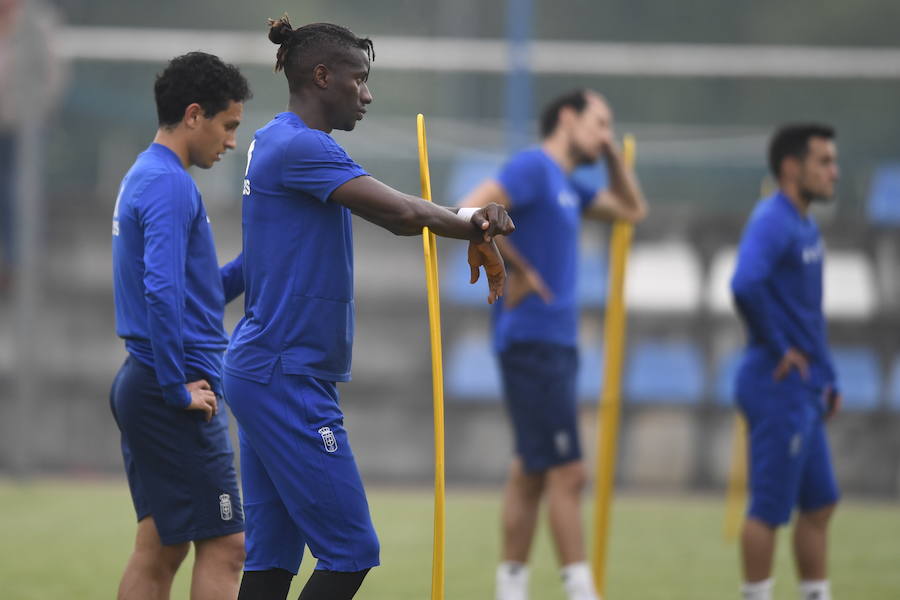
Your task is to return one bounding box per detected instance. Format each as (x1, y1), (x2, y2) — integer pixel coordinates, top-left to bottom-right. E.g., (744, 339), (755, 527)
(266, 14), (374, 90)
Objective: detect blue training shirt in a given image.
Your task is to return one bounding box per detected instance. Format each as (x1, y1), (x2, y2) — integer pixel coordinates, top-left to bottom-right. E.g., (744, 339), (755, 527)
(225, 112), (368, 384)
(113, 143), (244, 408)
(492, 148), (601, 352)
(731, 191), (838, 395)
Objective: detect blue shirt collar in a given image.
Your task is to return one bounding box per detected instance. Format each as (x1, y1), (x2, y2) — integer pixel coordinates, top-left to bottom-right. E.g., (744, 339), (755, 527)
(148, 142), (184, 169)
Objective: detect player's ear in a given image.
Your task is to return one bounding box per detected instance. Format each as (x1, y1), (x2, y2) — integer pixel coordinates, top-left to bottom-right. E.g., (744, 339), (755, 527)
(782, 155), (800, 179)
(183, 103), (204, 129)
(312, 64), (329, 90)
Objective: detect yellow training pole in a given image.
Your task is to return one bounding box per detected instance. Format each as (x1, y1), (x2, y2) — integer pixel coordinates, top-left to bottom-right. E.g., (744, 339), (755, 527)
(416, 113), (446, 600)
(592, 134), (637, 597)
(723, 414), (748, 541)
(721, 177), (771, 543)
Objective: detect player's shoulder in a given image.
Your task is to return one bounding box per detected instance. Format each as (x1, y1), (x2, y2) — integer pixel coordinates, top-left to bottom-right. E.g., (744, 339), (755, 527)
(124, 156), (194, 209)
(262, 112), (347, 159)
(505, 147), (548, 171)
(285, 127), (347, 161)
(745, 194), (799, 239)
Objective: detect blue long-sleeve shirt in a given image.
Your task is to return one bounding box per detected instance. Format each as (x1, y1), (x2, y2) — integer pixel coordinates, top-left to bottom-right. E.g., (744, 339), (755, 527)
(730, 191), (838, 395)
(113, 143), (243, 408)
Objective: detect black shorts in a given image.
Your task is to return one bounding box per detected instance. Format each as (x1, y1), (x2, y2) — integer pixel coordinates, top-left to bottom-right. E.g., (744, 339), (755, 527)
(109, 355), (244, 545)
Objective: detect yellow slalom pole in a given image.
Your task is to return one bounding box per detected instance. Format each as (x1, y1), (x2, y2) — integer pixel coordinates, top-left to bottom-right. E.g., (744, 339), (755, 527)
(591, 134), (637, 597)
(416, 113), (446, 600)
(723, 414), (748, 541)
(722, 176), (770, 543)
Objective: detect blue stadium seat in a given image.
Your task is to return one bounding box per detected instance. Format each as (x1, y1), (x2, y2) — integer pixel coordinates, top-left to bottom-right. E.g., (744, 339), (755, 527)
(624, 340), (705, 404)
(577, 252), (608, 308)
(577, 345), (604, 402)
(866, 163), (900, 226)
(441, 247), (490, 306)
(714, 349), (743, 406)
(445, 333), (503, 402)
(831, 347), (882, 411)
(446, 152), (504, 203)
(882, 355), (900, 412)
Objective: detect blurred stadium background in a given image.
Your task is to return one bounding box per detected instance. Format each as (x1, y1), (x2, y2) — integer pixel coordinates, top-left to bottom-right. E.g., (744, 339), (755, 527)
(1, 1), (899, 595)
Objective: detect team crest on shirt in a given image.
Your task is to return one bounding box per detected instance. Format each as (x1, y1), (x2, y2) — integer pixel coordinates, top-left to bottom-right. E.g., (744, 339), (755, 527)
(557, 190), (578, 208)
(219, 493), (233, 521)
(319, 426), (338, 453)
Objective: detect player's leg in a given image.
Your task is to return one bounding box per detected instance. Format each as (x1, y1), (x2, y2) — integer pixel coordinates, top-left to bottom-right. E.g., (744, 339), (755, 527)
(546, 459), (588, 564)
(190, 532), (245, 600)
(118, 516), (190, 600)
(738, 384), (811, 599)
(112, 358), (190, 599)
(501, 456), (546, 562)
(297, 569), (371, 599)
(793, 420), (839, 600)
(113, 358), (246, 597)
(223, 375), (306, 600)
(497, 457), (545, 600)
(279, 375), (378, 598)
(226, 369), (378, 599)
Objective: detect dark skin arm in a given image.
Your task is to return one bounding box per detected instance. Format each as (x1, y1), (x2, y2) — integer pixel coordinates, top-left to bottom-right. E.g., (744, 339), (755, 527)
(332, 175), (513, 241)
(330, 175), (515, 303)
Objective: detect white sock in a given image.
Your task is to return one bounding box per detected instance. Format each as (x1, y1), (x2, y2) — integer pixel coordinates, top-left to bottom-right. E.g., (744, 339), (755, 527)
(799, 580), (831, 600)
(742, 578), (774, 600)
(561, 562), (599, 600)
(496, 561), (529, 600)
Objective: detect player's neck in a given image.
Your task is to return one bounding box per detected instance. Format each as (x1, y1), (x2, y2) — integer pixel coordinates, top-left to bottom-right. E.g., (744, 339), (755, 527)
(152, 128), (191, 169)
(779, 182), (811, 216)
(541, 138), (576, 173)
(288, 95), (331, 133)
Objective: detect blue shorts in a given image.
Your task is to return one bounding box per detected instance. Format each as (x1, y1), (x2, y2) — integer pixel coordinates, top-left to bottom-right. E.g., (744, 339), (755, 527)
(737, 371), (840, 527)
(223, 365), (379, 574)
(498, 342), (581, 473)
(109, 355), (244, 545)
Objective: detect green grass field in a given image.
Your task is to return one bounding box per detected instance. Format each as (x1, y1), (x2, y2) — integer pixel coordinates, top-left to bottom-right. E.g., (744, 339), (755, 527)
(0, 480), (897, 599)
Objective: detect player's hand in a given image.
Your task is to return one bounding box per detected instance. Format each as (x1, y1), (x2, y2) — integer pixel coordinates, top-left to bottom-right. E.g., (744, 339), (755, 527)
(825, 387), (841, 420)
(504, 267), (554, 309)
(471, 203), (515, 243)
(773, 348), (810, 381)
(186, 379), (217, 421)
(600, 135), (618, 159)
(468, 240), (506, 304)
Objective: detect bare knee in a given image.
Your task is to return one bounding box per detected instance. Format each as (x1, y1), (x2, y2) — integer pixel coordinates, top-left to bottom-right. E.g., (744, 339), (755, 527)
(547, 461), (587, 495)
(134, 541), (190, 579)
(510, 458), (546, 500)
(133, 517), (190, 578)
(195, 533), (245, 575)
(798, 503), (837, 529)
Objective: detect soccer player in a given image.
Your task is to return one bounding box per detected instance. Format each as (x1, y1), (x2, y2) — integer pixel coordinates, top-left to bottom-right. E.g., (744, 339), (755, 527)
(459, 89), (647, 600)
(730, 124), (842, 600)
(110, 52), (250, 600)
(222, 17), (515, 600)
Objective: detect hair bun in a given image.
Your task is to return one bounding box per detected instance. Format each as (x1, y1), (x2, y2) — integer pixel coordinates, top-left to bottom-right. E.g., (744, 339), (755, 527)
(267, 14), (294, 45)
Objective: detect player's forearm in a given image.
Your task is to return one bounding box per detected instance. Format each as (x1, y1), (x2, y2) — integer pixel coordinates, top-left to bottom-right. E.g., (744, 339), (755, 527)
(731, 280), (790, 357)
(220, 253), (244, 304)
(144, 293), (191, 408)
(335, 176), (482, 239)
(602, 147), (648, 222)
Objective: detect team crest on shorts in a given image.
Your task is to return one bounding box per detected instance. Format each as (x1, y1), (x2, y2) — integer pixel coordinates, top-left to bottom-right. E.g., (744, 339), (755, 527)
(219, 493), (233, 521)
(318, 426), (338, 453)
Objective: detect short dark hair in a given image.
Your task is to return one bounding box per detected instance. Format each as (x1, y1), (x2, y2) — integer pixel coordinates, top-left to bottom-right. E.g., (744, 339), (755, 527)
(267, 15), (374, 92)
(539, 89), (590, 138)
(154, 52), (251, 127)
(768, 123), (836, 178)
